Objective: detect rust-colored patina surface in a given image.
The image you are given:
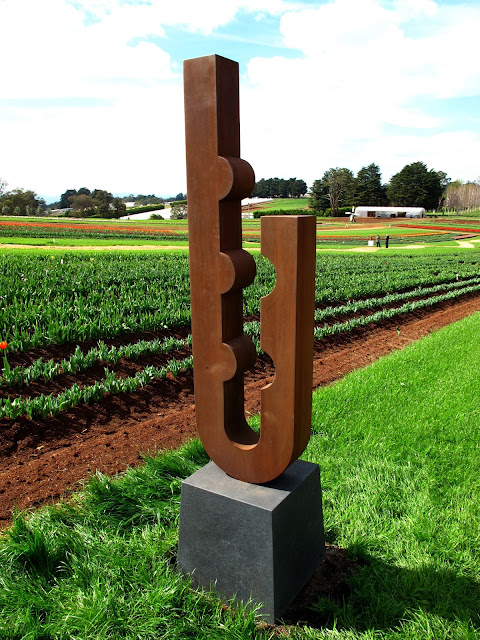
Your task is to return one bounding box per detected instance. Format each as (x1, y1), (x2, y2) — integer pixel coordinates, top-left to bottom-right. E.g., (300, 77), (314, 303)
(184, 54), (316, 483)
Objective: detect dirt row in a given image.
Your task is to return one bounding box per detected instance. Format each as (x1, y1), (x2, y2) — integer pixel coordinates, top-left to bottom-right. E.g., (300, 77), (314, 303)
(2, 294), (480, 527)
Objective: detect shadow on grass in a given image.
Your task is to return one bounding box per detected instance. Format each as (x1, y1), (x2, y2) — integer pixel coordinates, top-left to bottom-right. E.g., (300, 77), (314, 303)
(278, 544), (480, 634)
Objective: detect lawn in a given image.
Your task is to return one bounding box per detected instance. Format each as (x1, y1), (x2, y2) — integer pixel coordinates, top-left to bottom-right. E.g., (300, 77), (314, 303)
(246, 197), (310, 211)
(1, 311), (479, 638)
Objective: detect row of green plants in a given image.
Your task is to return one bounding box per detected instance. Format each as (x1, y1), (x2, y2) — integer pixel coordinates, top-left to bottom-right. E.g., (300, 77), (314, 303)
(126, 204), (165, 214)
(0, 223), (188, 242)
(0, 336), (191, 389)
(0, 356), (193, 420)
(314, 232), (460, 245)
(2, 272), (475, 419)
(313, 274), (480, 322)
(313, 281), (480, 339)
(244, 279), (480, 351)
(4, 273), (476, 392)
(2, 252), (480, 353)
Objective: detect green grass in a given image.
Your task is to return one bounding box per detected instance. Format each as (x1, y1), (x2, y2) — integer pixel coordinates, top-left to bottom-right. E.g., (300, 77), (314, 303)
(247, 197), (310, 211)
(0, 443), (261, 639)
(0, 235), (189, 247)
(305, 311), (480, 637)
(1, 314), (480, 638)
(315, 227), (444, 237)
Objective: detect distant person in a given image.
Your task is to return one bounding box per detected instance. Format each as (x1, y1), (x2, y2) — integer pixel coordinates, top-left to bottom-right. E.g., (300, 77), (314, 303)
(376, 235), (381, 247)
(385, 234), (390, 248)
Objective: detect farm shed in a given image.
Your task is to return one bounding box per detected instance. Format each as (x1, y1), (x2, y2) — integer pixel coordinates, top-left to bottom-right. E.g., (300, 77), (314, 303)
(355, 206), (425, 218)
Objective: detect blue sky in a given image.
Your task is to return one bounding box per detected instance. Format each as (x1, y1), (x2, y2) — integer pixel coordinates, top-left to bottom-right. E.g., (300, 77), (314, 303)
(0, 0), (479, 203)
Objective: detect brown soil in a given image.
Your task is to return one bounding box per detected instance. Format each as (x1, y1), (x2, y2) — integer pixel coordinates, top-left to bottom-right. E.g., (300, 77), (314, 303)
(2, 294), (480, 527)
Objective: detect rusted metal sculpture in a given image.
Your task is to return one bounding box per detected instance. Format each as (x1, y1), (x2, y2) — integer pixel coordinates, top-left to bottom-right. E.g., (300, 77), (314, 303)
(184, 54), (315, 484)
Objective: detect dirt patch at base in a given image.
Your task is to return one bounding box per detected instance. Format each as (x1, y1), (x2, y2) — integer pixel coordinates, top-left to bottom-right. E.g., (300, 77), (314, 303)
(1, 295), (480, 526)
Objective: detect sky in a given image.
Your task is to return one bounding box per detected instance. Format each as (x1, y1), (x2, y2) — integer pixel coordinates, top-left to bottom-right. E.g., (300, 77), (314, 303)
(1, 0), (479, 203)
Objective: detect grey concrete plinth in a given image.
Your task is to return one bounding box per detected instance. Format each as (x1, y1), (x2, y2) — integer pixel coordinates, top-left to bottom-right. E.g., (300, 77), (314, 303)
(177, 459), (325, 623)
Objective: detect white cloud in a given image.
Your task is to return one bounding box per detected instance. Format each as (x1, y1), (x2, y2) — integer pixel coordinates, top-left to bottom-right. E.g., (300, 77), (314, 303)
(1, 0), (479, 199)
(393, 0), (438, 20)
(241, 0), (480, 186)
(66, 0), (300, 35)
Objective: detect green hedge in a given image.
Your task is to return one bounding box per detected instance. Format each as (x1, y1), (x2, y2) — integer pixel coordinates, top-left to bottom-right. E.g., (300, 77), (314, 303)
(127, 204), (165, 214)
(253, 208), (316, 218)
(320, 206), (353, 217)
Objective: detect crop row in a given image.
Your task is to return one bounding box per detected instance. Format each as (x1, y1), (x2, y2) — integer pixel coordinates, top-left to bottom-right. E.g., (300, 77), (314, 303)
(1, 272), (480, 420)
(2, 273), (473, 399)
(313, 232), (459, 245)
(0, 336), (191, 389)
(313, 281), (480, 339)
(4, 271), (469, 389)
(0, 356), (193, 420)
(2, 252), (480, 355)
(244, 280), (480, 350)
(313, 275), (480, 322)
(0, 221), (188, 241)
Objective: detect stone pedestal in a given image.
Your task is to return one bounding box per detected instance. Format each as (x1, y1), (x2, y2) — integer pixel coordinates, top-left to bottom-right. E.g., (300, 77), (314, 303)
(177, 459), (325, 623)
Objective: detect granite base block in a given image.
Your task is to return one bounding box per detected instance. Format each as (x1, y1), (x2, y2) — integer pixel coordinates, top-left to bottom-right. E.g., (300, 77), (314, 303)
(177, 459), (325, 623)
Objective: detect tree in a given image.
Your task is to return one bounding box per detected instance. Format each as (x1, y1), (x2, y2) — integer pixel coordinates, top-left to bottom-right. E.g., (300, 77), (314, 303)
(91, 189), (112, 217)
(252, 178), (267, 198)
(69, 194), (96, 217)
(58, 189), (78, 209)
(310, 168), (355, 215)
(64, 188), (126, 218)
(251, 177), (307, 198)
(309, 179), (329, 213)
(289, 178), (307, 198)
(0, 179), (7, 198)
(0, 188), (46, 216)
(444, 181), (480, 212)
(170, 201), (188, 219)
(112, 197), (127, 218)
(387, 162), (447, 210)
(354, 163), (387, 206)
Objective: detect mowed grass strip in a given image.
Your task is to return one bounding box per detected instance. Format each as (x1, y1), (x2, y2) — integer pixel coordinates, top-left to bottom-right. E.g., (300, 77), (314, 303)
(1, 313), (480, 638)
(304, 310), (480, 637)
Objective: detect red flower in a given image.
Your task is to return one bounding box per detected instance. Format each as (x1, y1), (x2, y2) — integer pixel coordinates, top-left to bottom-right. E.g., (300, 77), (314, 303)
(0, 341), (7, 350)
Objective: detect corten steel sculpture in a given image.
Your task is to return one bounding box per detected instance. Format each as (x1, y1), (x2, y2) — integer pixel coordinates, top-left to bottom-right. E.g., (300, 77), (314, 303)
(184, 54), (316, 484)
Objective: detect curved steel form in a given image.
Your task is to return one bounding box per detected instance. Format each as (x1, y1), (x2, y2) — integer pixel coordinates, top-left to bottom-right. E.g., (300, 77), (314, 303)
(184, 54), (315, 484)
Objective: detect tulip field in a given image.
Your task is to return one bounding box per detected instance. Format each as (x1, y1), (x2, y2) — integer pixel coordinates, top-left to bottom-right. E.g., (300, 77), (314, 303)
(2, 246), (480, 639)
(1, 250), (480, 420)
(2, 217), (478, 248)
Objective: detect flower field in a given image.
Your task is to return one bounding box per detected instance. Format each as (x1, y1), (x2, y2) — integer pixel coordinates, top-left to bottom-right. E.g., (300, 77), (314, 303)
(1, 218), (473, 246)
(0, 220), (189, 242)
(1, 250), (480, 422)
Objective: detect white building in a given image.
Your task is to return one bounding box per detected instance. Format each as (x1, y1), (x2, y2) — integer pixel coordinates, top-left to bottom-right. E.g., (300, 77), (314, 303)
(354, 206), (425, 219)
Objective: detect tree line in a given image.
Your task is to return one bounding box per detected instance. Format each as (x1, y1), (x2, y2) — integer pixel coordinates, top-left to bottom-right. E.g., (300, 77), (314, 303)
(49, 188), (126, 218)
(309, 162), (450, 216)
(443, 180), (480, 212)
(251, 177), (307, 199)
(118, 193), (187, 205)
(0, 179), (46, 216)
(50, 189), (187, 218)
